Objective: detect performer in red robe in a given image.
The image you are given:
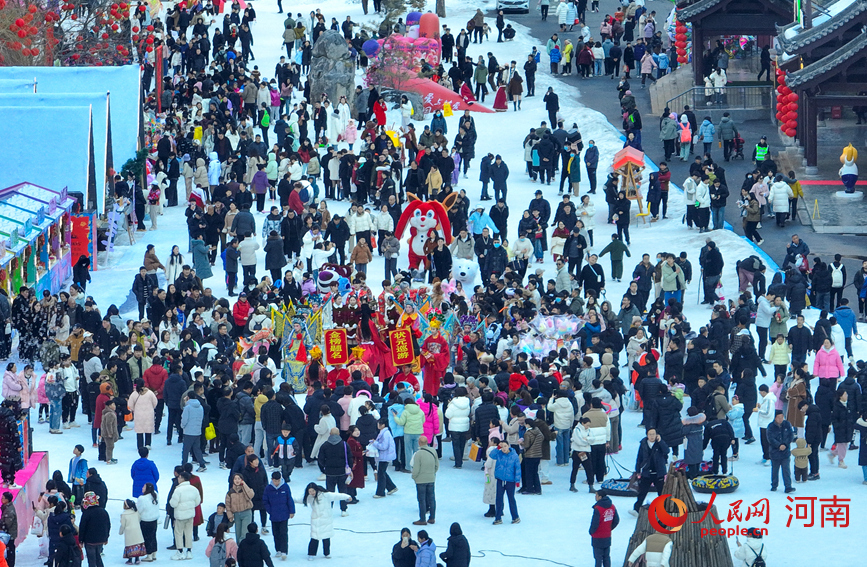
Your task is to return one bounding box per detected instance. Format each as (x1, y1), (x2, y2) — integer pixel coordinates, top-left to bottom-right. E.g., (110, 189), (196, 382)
(492, 82), (508, 112)
(326, 365), (350, 390)
(421, 324), (449, 397)
(392, 365), (420, 393)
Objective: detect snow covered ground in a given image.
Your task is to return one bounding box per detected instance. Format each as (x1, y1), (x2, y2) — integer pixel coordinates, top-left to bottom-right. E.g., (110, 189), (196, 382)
(10, 0), (867, 565)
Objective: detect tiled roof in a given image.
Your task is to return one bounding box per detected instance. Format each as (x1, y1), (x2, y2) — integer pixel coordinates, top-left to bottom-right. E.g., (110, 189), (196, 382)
(786, 30), (867, 88)
(777, 0), (867, 53)
(677, 0), (790, 20)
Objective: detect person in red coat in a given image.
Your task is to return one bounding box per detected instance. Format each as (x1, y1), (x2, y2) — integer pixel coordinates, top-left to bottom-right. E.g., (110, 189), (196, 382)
(346, 426), (365, 503)
(373, 99), (388, 127)
(421, 323), (449, 397)
(143, 359), (168, 434)
(509, 371), (529, 393)
(232, 293), (253, 332)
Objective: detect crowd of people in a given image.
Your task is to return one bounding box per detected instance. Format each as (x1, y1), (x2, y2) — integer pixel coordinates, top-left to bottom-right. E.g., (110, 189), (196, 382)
(1, 1), (864, 567)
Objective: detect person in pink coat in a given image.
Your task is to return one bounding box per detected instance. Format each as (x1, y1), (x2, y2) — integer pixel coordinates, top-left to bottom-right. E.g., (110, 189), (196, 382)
(418, 394), (441, 445)
(36, 368), (49, 423)
(128, 379), (159, 450)
(343, 120), (358, 149)
(769, 375), (785, 411)
(2, 363), (22, 402)
(813, 338), (845, 385)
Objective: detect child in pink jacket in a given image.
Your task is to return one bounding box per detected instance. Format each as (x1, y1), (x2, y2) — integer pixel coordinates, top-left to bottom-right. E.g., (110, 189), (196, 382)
(418, 394), (441, 446)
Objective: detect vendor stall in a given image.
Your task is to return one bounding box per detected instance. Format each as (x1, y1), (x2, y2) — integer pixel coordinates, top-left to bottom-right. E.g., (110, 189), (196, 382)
(0, 183), (77, 296)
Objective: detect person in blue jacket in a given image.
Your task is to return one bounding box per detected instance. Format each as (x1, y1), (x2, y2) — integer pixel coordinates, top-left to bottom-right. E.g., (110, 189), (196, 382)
(488, 440), (521, 525)
(833, 297), (858, 359)
(262, 471), (295, 560)
(468, 207), (498, 239)
(130, 446), (160, 498)
(413, 530), (437, 567)
(68, 444), (88, 506)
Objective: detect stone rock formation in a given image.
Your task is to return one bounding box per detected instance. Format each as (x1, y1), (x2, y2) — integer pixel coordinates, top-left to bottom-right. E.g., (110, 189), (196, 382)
(309, 30), (357, 118)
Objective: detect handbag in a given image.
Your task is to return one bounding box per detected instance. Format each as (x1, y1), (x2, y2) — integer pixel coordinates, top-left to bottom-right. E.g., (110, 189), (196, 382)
(205, 423), (217, 441)
(468, 441), (483, 462)
(534, 230), (544, 239)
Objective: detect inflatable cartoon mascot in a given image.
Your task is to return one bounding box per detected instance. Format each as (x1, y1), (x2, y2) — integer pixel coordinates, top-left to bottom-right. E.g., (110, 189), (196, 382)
(395, 192), (457, 281)
(840, 143), (859, 194)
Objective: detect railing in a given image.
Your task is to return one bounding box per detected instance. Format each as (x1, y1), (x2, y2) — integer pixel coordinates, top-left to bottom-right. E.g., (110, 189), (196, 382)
(666, 85), (774, 113)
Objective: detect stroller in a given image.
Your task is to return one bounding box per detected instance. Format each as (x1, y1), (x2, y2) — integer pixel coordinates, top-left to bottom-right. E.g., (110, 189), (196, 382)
(731, 135), (745, 160)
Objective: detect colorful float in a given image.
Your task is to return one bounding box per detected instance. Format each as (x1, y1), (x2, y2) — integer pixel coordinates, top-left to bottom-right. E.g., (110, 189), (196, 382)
(364, 12), (494, 115)
(0, 183), (77, 297)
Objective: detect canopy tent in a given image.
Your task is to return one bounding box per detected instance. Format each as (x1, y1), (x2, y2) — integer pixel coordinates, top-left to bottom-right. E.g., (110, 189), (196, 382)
(0, 106), (93, 205)
(0, 93), (110, 213)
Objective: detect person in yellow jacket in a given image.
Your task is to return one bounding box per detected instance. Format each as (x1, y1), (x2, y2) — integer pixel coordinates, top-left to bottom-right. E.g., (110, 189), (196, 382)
(787, 170), (803, 221)
(562, 40), (574, 75)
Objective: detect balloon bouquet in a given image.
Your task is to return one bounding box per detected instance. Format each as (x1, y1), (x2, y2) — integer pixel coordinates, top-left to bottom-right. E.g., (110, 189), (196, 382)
(364, 12), (493, 115)
(517, 314), (584, 357)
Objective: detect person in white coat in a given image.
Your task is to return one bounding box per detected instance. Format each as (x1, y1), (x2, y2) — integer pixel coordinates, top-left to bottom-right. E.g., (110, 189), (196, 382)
(336, 97), (351, 135)
(444, 388), (472, 467)
(755, 384), (777, 465)
(347, 390), (372, 425)
(165, 245), (185, 287)
(546, 390), (576, 465)
(119, 499), (146, 564)
(301, 225), (324, 272)
(732, 528), (767, 567)
(627, 533), (672, 567)
(576, 195), (596, 247)
(694, 178), (711, 233)
(136, 484), (160, 562)
(768, 175), (794, 228)
(301, 483), (352, 559)
(169, 472), (202, 560)
(400, 95), (414, 129)
(311, 406), (337, 459)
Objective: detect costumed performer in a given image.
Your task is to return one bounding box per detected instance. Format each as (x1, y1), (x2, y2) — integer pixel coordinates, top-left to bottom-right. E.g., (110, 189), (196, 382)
(359, 304), (397, 388)
(305, 346), (328, 389)
(347, 346), (375, 386)
(282, 319), (311, 393)
(421, 320), (450, 397)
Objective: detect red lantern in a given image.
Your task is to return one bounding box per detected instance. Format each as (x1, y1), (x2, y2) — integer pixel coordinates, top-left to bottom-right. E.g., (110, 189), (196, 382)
(776, 112), (783, 121)
(678, 56), (687, 63)
(101, 32), (109, 39)
(139, 4), (145, 10)
(16, 29), (25, 38)
(786, 119), (798, 128)
(132, 26), (139, 32)
(14, 18), (24, 27)
(28, 26), (36, 34)
(146, 36), (154, 44)
(71, 53), (80, 60)
(30, 47), (38, 55)
(132, 34), (139, 41)
(111, 23), (118, 30)
(27, 4), (37, 12)
(146, 24), (154, 31)
(120, 2), (127, 7)
(21, 48), (29, 56)
(785, 128), (796, 137)
(787, 103), (798, 112)
(145, 45), (153, 52)
(788, 92), (799, 103)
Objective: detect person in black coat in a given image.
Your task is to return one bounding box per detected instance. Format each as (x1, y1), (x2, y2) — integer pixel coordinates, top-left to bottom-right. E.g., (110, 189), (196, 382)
(54, 525), (82, 567)
(392, 528), (418, 567)
(702, 417), (734, 474)
(439, 522), (471, 567)
(324, 216), (350, 264)
(242, 456), (270, 526)
(489, 201), (509, 238)
(735, 369), (758, 442)
(236, 523), (274, 567)
(798, 400), (822, 479)
(83, 469), (108, 508)
(483, 236), (508, 282)
(653, 387), (683, 457)
(632, 430), (669, 514)
(830, 391), (853, 466)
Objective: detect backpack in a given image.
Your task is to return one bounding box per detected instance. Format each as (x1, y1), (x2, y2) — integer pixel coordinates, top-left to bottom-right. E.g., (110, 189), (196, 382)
(261, 111), (271, 128)
(209, 540), (227, 567)
(831, 263), (844, 288)
(252, 319), (264, 331)
(750, 544), (765, 567)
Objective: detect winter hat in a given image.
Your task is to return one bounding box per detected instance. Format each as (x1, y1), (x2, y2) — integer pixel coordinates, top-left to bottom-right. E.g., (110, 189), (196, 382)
(82, 492), (99, 509)
(680, 115), (689, 124)
(99, 383), (112, 395)
(669, 113), (676, 120)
